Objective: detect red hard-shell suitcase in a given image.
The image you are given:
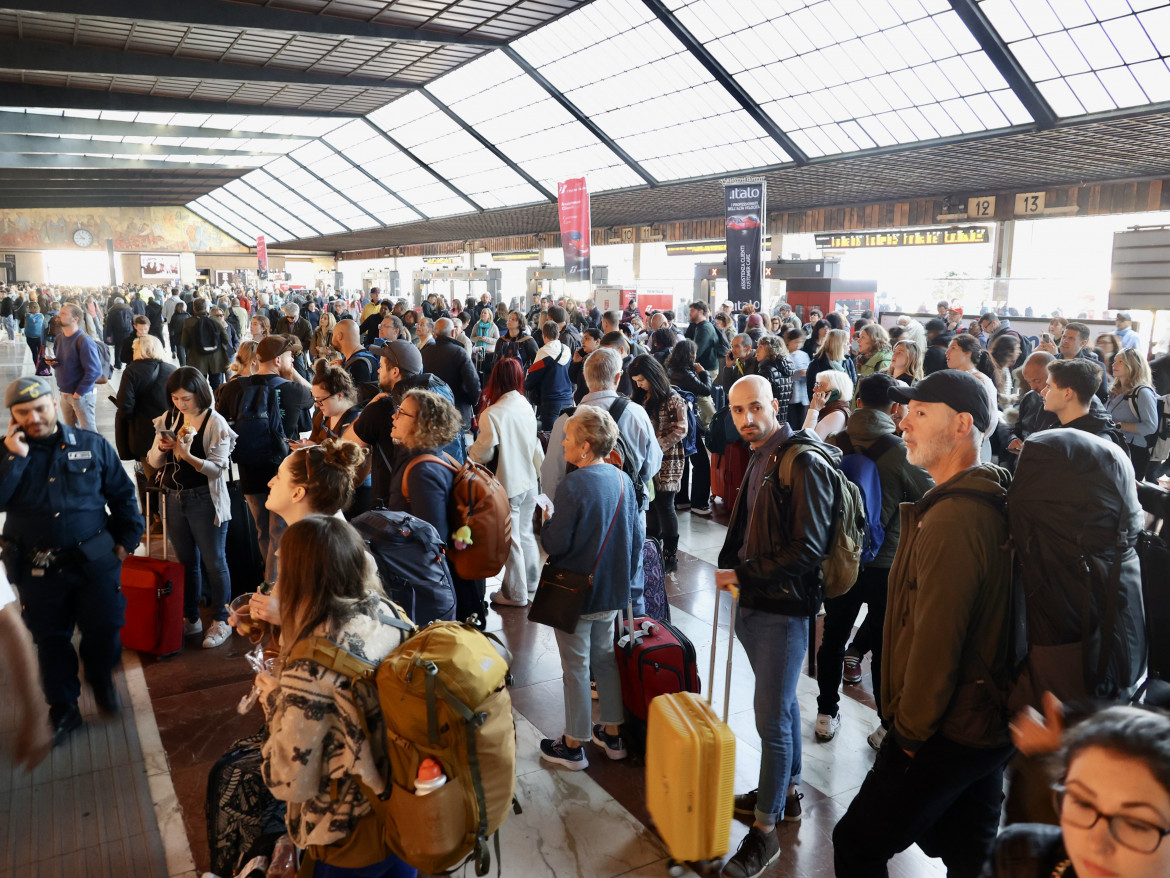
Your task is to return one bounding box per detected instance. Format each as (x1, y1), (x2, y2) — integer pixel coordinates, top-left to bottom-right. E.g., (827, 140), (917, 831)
(711, 440), (750, 510)
(615, 600), (700, 721)
(121, 489), (184, 656)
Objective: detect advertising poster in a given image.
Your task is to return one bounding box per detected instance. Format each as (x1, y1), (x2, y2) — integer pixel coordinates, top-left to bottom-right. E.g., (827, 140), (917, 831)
(140, 253), (180, 278)
(256, 235), (268, 279)
(724, 179), (765, 306)
(557, 177), (591, 282)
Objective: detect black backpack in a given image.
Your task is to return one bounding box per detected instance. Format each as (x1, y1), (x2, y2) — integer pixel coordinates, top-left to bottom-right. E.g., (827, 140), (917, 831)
(1009, 429), (1147, 706)
(198, 316), (222, 353)
(350, 509), (457, 627)
(229, 379), (289, 473)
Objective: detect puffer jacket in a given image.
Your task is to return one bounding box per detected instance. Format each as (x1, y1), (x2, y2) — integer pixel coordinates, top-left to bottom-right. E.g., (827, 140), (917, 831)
(882, 463), (1014, 754)
(717, 429), (839, 616)
(755, 357), (793, 423)
(828, 408), (933, 568)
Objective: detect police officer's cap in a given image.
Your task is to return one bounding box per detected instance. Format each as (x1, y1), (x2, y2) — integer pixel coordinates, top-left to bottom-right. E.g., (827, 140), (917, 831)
(6, 376), (52, 408)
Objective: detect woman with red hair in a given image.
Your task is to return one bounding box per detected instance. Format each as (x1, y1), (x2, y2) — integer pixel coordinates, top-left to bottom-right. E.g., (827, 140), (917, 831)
(470, 357), (545, 607)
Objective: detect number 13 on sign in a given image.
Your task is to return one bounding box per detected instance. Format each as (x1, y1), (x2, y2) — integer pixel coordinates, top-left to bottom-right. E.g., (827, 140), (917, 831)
(1015, 192), (1045, 215)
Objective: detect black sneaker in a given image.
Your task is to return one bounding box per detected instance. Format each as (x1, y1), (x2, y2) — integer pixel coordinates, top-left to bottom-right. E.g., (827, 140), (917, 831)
(539, 736), (589, 771)
(733, 788), (803, 823)
(49, 702), (82, 748)
(590, 724), (628, 760)
(722, 825), (780, 878)
(92, 681), (121, 717)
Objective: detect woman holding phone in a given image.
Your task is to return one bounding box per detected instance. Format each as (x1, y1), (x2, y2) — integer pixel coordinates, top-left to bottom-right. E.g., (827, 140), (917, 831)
(803, 369), (853, 440)
(147, 367), (237, 649)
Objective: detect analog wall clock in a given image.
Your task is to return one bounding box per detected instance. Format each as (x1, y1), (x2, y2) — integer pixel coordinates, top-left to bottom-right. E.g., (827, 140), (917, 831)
(73, 228), (94, 247)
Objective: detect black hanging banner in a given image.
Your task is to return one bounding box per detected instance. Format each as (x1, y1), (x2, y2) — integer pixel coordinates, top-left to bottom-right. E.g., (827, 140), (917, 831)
(724, 178), (765, 307)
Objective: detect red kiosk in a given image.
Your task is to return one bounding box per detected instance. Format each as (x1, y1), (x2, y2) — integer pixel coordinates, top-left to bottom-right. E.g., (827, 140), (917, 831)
(785, 278), (877, 325)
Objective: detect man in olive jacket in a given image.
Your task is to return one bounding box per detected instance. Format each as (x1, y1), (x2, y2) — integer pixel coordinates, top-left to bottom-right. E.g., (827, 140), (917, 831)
(833, 370), (1015, 878)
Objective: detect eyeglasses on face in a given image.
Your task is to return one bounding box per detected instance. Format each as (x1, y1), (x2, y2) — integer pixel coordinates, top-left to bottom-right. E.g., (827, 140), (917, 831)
(312, 391), (335, 405)
(1053, 784), (1170, 854)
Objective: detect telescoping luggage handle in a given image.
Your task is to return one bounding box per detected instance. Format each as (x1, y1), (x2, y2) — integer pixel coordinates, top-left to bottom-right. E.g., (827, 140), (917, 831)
(708, 585), (738, 724)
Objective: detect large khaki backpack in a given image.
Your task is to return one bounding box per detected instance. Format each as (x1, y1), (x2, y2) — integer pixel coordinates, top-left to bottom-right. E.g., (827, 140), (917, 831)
(402, 452), (512, 580)
(289, 607), (518, 876)
(776, 439), (865, 599)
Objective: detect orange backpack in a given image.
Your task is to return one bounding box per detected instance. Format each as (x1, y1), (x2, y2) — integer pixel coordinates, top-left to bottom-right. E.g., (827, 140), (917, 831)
(402, 452), (512, 580)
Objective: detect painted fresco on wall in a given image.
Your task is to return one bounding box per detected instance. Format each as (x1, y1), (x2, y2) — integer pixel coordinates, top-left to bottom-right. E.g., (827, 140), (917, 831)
(0, 206), (248, 253)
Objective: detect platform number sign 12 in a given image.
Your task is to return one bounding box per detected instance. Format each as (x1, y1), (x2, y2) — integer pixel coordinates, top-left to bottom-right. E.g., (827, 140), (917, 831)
(968, 196), (996, 219)
(1015, 192), (1046, 215)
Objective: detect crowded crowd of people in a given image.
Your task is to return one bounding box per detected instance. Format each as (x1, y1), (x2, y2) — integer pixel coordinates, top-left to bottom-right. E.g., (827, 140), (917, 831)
(0, 279), (1167, 878)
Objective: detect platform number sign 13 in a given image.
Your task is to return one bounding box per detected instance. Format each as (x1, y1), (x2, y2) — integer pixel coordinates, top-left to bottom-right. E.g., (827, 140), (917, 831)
(968, 196), (996, 219)
(1015, 192), (1045, 215)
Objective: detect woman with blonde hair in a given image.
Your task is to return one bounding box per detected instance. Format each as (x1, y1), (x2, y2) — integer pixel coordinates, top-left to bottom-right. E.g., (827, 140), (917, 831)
(887, 340), (923, 385)
(1108, 347), (1160, 475)
(257, 514), (416, 878)
(805, 328), (856, 401)
(310, 311), (337, 361)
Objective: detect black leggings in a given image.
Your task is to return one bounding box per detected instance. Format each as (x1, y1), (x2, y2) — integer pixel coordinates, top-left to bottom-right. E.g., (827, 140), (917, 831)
(646, 488), (678, 544)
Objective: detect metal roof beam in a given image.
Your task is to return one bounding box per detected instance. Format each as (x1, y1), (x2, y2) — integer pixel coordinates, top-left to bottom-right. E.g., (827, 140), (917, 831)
(360, 118), (484, 213)
(232, 176), (326, 238)
(0, 133), (287, 157)
(503, 47), (658, 188)
(7, 1), (504, 48)
(0, 152), (260, 169)
(285, 153), (384, 230)
(419, 87), (556, 202)
(0, 197), (195, 206)
(0, 37), (420, 91)
(947, 0), (1056, 129)
(0, 84), (363, 117)
(0, 111), (313, 140)
(640, 0), (808, 166)
(324, 146), (428, 221)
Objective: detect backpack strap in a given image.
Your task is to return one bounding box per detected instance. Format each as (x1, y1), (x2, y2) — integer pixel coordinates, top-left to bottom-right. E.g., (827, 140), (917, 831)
(287, 636), (377, 679)
(860, 432), (902, 463)
(400, 452), (460, 503)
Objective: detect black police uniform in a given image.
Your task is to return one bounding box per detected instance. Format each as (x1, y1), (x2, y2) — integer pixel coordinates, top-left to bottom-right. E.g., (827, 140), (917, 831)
(0, 422), (143, 714)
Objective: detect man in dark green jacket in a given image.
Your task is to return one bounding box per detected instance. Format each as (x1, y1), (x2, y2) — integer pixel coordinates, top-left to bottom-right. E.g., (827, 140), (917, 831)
(684, 301), (720, 372)
(834, 370), (1015, 878)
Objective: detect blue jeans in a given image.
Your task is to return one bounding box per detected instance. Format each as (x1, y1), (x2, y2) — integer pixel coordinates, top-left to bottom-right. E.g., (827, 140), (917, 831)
(164, 486), (231, 623)
(736, 606), (806, 824)
(554, 611), (624, 741)
(314, 853), (416, 878)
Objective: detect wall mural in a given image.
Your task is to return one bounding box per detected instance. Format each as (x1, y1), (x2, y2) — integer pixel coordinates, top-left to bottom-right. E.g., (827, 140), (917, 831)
(0, 206), (248, 253)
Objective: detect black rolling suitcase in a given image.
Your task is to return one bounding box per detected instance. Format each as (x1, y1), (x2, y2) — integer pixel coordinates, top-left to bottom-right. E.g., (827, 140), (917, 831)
(224, 465), (265, 597)
(206, 730), (286, 877)
(1138, 482), (1170, 687)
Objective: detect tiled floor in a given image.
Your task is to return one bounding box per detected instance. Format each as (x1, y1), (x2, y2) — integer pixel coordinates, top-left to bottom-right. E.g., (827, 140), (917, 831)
(1, 335), (946, 877)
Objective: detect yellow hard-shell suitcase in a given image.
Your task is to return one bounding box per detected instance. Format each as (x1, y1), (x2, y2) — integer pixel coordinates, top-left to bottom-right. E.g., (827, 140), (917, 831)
(645, 588), (737, 871)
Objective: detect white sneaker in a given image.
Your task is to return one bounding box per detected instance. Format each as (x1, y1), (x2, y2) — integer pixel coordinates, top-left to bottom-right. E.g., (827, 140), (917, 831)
(183, 618), (203, 636)
(867, 724), (888, 751)
(815, 712), (841, 742)
(489, 590), (527, 607)
(202, 620), (232, 648)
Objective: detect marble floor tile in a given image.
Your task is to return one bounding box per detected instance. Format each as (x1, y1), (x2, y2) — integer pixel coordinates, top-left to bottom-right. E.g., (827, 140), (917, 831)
(501, 765), (668, 878)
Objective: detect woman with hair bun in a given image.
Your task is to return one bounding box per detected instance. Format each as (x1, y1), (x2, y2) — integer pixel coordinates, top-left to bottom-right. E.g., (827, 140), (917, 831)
(300, 359), (372, 516)
(247, 437), (369, 628)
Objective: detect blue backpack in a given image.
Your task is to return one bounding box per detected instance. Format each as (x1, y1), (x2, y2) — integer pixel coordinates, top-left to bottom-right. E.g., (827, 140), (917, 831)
(835, 433), (900, 563)
(670, 386), (699, 457)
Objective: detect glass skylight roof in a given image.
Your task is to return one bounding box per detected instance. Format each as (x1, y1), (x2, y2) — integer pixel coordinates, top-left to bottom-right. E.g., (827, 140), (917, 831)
(513, 0), (793, 180)
(366, 93), (549, 210)
(665, 0), (1032, 158)
(320, 119), (477, 220)
(189, 197), (261, 247)
(203, 188), (293, 242)
(978, 0), (1170, 116)
(244, 168), (348, 237)
(426, 50), (647, 194)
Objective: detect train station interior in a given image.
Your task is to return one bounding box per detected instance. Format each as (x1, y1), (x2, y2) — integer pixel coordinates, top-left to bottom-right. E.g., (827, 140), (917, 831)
(2, 1), (1170, 877)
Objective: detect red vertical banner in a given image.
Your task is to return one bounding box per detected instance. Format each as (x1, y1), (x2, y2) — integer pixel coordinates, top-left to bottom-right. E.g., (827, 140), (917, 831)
(256, 235), (269, 279)
(557, 177), (591, 283)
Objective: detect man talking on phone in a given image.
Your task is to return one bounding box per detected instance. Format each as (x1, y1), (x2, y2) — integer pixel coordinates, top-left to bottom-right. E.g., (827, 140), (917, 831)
(0, 376), (143, 746)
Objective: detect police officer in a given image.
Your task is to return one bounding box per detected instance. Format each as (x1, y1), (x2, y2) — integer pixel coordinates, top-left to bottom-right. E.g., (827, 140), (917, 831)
(0, 376), (143, 745)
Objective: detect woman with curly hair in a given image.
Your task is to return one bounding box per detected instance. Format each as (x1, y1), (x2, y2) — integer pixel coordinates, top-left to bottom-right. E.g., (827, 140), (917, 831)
(393, 390), (486, 623)
(753, 334), (794, 424)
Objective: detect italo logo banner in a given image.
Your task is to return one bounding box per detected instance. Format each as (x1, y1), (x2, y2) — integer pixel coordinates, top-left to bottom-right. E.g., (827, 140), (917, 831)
(724, 180), (765, 301)
(557, 177), (591, 282)
(256, 235), (268, 273)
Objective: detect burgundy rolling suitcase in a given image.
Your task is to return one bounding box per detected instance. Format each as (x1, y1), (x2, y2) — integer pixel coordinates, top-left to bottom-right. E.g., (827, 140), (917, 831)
(615, 598), (700, 721)
(121, 489), (184, 656)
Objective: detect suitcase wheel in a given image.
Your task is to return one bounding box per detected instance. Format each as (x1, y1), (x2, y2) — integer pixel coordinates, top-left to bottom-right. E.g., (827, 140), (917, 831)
(667, 860), (687, 877)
